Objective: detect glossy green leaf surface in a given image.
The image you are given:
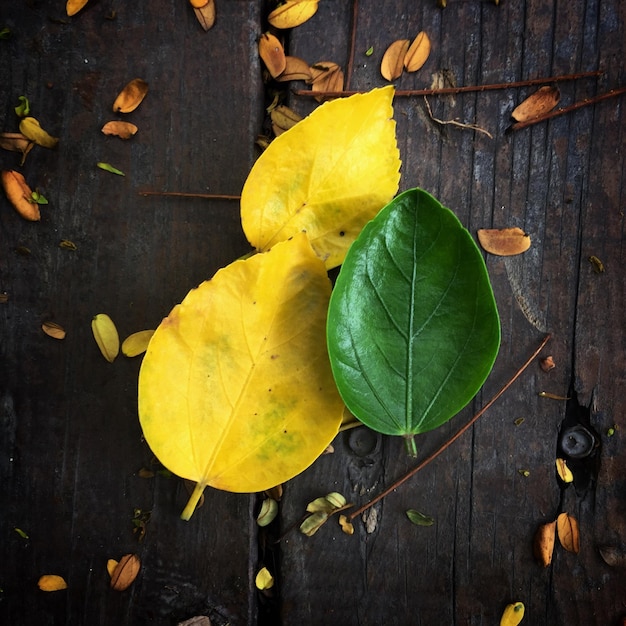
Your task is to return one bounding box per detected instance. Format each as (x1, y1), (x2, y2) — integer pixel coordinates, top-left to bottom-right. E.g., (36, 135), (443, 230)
(327, 188), (500, 438)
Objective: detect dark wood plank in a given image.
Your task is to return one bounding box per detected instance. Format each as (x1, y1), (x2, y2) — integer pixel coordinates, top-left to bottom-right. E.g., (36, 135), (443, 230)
(280, 1), (626, 624)
(0, 2), (262, 624)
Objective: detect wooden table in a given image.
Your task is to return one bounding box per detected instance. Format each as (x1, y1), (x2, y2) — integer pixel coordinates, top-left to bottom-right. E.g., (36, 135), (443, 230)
(1, 1), (624, 624)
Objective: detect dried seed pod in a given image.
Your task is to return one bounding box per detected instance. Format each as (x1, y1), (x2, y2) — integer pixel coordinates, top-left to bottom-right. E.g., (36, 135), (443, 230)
(556, 512), (580, 554)
(477, 227), (531, 256)
(110, 554), (141, 591)
(381, 39), (410, 81)
(38, 574), (68, 591)
(91, 313), (120, 362)
(101, 121), (138, 139)
(533, 520), (556, 567)
(512, 86), (560, 122)
(259, 33), (286, 78)
(113, 79), (149, 113)
(275, 56), (313, 82)
(193, 0), (216, 31)
(404, 31), (431, 72)
(42, 321), (66, 340)
(268, 0), (319, 29)
(1, 170), (40, 221)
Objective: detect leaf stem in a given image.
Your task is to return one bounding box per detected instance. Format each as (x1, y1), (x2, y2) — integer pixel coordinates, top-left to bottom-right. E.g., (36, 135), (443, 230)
(292, 71), (603, 99)
(181, 482), (206, 521)
(347, 334), (552, 521)
(403, 434), (418, 458)
(509, 86), (626, 131)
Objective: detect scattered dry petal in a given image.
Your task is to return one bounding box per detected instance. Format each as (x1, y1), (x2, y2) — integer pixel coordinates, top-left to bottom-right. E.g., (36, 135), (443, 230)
(276, 56), (313, 82)
(38, 574), (68, 591)
(91, 313), (120, 362)
(66, 0), (89, 16)
(270, 105), (303, 136)
(268, 0), (319, 29)
(512, 86), (560, 122)
(255, 566), (274, 590)
(19, 117), (59, 149)
(555, 458), (574, 483)
(381, 39), (410, 81)
(1, 170), (40, 221)
(122, 330), (155, 357)
(309, 61), (344, 100)
(556, 512), (580, 554)
(101, 121), (138, 139)
(477, 227), (531, 256)
(42, 321), (66, 340)
(404, 31), (431, 72)
(540, 355), (556, 372)
(113, 79), (149, 113)
(533, 520), (556, 567)
(256, 498), (278, 527)
(500, 602), (525, 626)
(193, 0), (216, 31)
(106, 559), (118, 577)
(259, 33), (286, 78)
(339, 514), (354, 535)
(110, 554), (141, 591)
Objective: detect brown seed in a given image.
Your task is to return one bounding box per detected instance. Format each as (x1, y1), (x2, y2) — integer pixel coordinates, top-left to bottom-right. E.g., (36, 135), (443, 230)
(533, 520), (556, 567)
(1, 170), (40, 221)
(101, 121), (138, 139)
(381, 39), (410, 81)
(193, 0), (216, 31)
(110, 553), (141, 591)
(113, 79), (149, 113)
(259, 33), (286, 78)
(557, 512), (580, 554)
(404, 31), (431, 72)
(540, 355), (556, 372)
(512, 86), (560, 122)
(275, 56), (313, 82)
(477, 227), (531, 256)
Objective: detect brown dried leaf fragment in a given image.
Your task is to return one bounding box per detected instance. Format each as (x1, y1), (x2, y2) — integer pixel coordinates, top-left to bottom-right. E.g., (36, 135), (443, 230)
(557, 512), (580, 554)
(259, 33), (286, 79)
(477, 227), (531, 256)
(270, 105), (302, 136)
(66, 0), (89, 16)
(19, 117), (59, 149)
(42, 321), (66, 340)
(101, 121), (138, 139)
(308, 61), (344, 101)
(404, 31), (431, 72)
(540, 355), (556, 371)
(268, 0), (319, 29)
(308, 61), (341, 85)
(512, 86), (560, 122)
(38, 574), (68, 591)
(1, 170), (40, 221)
(110, 554), (141, 591)
(381, 39), (410, 81)
(193, 0), (216, 31)
(276, 56), (313, 82)
(533, 520), (556, 567)
(0, 132), (34, 157)
(113, 79), (149, 113)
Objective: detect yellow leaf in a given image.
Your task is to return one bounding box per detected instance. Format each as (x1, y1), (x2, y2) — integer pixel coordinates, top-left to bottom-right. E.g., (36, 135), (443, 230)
(91, 313), (120, 362)
(138, 234), (344, 519)
(66, 0), (88, 16)
(38, 574), (67, 591)
(255, 567), (274, 590)
(241, 87), (400, 269)
(18, 117), (59, 149)
(500, 601), (525, 626)
(122, 330), (155, 357)
(268, 0), (319, 29)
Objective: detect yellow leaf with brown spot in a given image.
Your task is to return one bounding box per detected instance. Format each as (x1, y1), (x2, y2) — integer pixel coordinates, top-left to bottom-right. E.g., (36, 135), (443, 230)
(259, 33), (286, 78)
(241, 87), (400, 269)
(477, 227), (531, 256)
(1, 170), (40, 221)
(113, 79), (149, 113)
(268, 0), (319, 29)
(38, 575), (67, 591)
(138, 234), (344, 519)
(557, 512), (580, 553)
(500, 602), (525, 626)
(381, 40), (409, 81)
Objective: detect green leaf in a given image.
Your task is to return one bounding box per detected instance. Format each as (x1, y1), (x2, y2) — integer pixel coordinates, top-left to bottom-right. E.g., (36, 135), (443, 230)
(327, 188), (500, 445)
(406, 509), (435, 526)
(15, 96), (30, 117)
(97, 162), (125, 176)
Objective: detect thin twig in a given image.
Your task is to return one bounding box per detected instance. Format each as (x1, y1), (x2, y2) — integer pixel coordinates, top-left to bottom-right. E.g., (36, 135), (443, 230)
(139, 191), (241, 200)
(509, 86), (626, 131)
(293, 70), (603, 99)
(344, 0), (359, 91)
(347, 333), (552, 521)
(423, 96), (493, 139)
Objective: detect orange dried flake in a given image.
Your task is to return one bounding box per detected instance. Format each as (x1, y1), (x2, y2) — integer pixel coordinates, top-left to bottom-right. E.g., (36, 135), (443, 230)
(113, 79), (149, 113)
(381, 39), (410, 81)
(512, 86), (560, 122)
(477, 227), (531, 256)
(259, 33), (286, 78)
(1, 170), (40, 221)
